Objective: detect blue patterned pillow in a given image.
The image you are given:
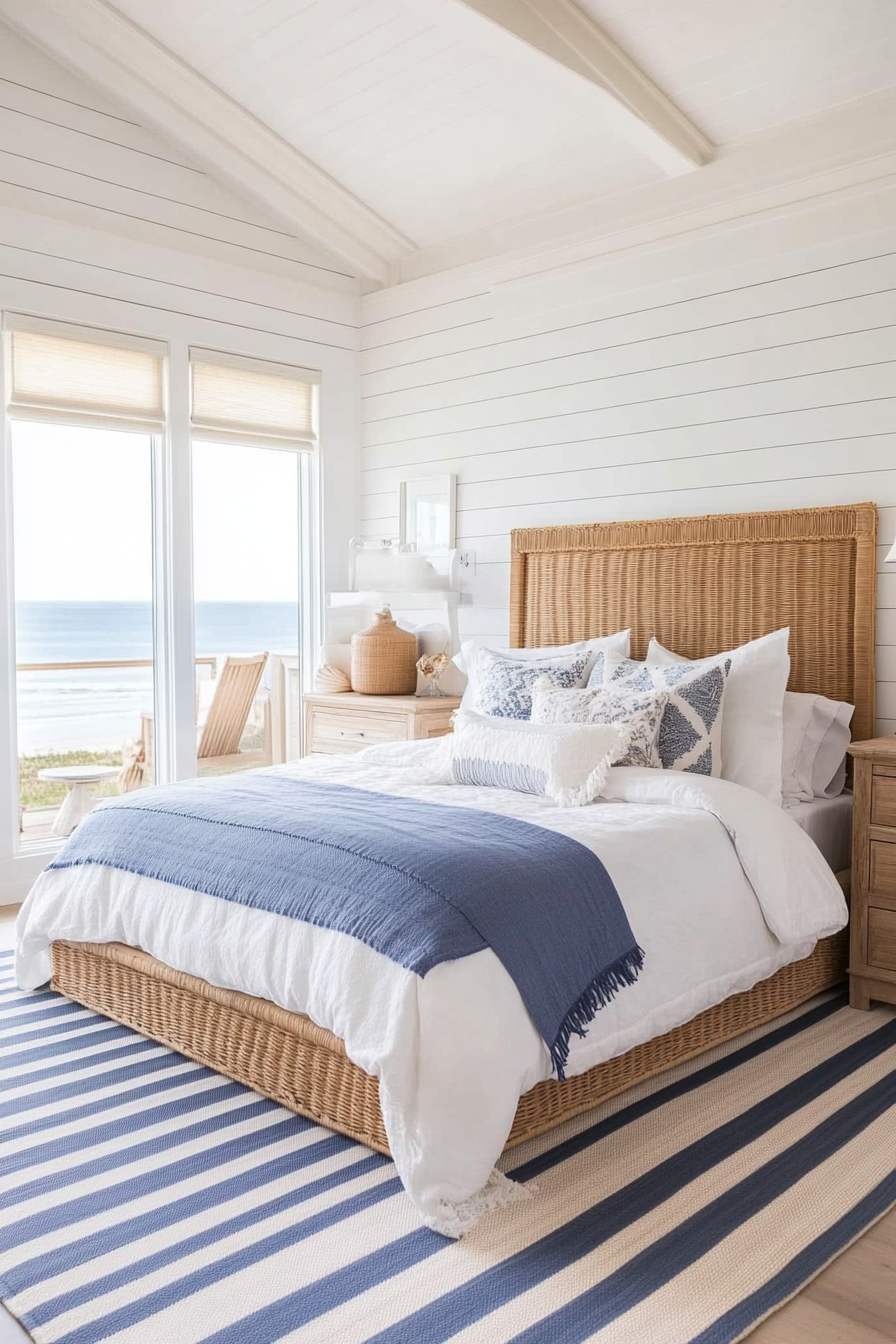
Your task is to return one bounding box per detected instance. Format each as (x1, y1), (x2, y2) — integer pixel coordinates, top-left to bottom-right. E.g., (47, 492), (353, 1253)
(599, 651), (731, 775)
(474, 648), (592, 720)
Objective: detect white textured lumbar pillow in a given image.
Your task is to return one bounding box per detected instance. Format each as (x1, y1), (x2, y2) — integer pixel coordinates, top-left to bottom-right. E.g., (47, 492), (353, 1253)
(451, 710), (629, 807)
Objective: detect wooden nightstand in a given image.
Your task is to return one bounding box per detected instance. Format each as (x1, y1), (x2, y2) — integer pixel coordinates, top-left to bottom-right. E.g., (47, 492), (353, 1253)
(303, 692), (461, 756)
(847, 736), (896, 1009)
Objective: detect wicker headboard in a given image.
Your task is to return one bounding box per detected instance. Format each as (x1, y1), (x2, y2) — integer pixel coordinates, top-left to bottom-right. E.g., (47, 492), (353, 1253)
(509, 504), (878, 744)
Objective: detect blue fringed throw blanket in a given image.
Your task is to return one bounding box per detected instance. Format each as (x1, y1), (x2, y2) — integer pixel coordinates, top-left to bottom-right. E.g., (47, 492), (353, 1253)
(49, 774), (643, 1078)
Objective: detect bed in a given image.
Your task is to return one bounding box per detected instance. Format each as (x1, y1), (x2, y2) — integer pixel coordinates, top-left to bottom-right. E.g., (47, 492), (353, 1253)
(16, 501), (877, 1231)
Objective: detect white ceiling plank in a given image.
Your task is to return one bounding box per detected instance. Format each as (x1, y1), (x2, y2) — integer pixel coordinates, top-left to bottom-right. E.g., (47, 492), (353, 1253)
(0, 0), (415, 284)
(454, 0), (713, 174)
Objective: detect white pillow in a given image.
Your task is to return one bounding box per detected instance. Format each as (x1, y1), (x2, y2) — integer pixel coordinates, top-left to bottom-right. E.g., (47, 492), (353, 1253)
(451, 710), (628, 807)
(782, 691), (854, 806)
(530, 682), (668, 769)
(647, 629), (790, 805)
(601, 652), (730, 776)
(454, 630), (630, 715)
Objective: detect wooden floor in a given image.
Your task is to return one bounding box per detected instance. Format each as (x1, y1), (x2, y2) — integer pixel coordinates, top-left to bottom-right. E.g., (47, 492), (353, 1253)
(0, 909), (894, 1343)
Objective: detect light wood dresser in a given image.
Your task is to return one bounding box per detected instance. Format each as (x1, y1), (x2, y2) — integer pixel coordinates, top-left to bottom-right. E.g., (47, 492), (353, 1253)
(847, 736), (896, 1010)
(303, 691), (460, 756)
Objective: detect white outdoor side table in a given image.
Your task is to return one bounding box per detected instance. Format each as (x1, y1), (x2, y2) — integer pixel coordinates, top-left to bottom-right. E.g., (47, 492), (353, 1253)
(37, 765), (120, 838)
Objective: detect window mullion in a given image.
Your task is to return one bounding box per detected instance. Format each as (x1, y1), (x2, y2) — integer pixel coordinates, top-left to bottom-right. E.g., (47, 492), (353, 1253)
(152, 341), (196, 783)
(0, 344), (18, 856)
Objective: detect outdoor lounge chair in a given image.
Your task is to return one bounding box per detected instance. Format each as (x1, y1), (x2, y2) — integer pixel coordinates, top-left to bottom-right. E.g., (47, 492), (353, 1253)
(135, 652), (270, 783)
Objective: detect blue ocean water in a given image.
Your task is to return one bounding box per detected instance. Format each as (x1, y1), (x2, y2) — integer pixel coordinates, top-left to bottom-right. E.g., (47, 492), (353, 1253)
(15, 602), (298, 754)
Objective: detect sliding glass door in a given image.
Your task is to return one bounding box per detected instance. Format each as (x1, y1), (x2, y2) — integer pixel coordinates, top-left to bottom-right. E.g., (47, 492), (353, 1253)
(3, 317), (319, 851)
(191, 439), (303, 776)
(11, 422), (155, 841)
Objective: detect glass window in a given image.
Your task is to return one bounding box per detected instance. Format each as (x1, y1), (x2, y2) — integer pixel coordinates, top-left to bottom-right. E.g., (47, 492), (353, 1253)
(3, 318), (319, 850)
(191, 439), (303, 776)
(11, 422), (155, 843)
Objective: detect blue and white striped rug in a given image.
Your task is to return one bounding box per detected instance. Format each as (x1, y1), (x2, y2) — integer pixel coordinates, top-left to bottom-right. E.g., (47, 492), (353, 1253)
(3, 946), (896, 1344)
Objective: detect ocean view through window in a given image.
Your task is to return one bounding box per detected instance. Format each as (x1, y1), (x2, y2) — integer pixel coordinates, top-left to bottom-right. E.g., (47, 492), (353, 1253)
(12, 420), (156, 839)
(16, 600), (300, 756)
(6, 321), (317, 846)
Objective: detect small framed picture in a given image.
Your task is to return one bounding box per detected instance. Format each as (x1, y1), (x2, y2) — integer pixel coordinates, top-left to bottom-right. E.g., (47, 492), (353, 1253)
(399, 474), (456, 551)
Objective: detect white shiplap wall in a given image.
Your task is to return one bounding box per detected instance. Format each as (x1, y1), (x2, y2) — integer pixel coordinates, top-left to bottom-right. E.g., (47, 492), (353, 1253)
(0, 22), (362, 601)
(0, 26), (361, 900)
(360, 189), (896, 734)
(0, 25), (355, 284)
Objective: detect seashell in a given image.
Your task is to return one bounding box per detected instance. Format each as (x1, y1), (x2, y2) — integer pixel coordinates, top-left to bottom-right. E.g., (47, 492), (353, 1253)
(315, 663), (351, 693)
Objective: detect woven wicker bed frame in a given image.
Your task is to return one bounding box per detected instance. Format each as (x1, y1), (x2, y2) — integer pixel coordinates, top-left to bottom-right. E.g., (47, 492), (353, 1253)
(51, 502), (878, 1154)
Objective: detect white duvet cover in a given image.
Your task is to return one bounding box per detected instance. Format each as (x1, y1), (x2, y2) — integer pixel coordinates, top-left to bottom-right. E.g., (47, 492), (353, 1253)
(15, 743), (848, 1236)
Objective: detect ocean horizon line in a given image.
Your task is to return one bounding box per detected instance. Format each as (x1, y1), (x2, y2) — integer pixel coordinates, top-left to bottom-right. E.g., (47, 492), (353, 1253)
(15, 600), (301, 754)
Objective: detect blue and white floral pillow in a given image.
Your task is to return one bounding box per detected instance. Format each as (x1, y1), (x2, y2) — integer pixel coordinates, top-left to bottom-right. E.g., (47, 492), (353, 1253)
(530, 682), (668, 768)
(474, 647), (591, 720)
(596, 651), (731, 776)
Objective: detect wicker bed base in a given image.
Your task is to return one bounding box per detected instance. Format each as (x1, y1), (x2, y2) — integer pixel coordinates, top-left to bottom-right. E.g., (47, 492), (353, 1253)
(50, 928), (849, 1156)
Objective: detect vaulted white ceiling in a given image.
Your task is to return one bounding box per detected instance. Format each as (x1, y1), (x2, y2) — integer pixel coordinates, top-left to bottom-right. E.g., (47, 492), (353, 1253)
(0, 0), (894, 286)
(102, 0), (675, 246)
(588, 0), (896, 143)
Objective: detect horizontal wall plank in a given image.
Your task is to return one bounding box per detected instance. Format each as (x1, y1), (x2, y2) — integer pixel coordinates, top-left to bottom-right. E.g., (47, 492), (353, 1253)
(364, 441), (896, 529)
(362, 293), (896, 413)
(363, 407), (896, 491)
(360, 291), (492, 348)
(0, 240), (357, 350)
(362, 330), (896, 437)
(0, 26), (357, 285)
(0, 200), (359, 322)
(451, 440), (896, 517)
(361, 248), (896, 378)
(877, 683), (896, 720)
(0, 143), (316, 269)
(363, 360), (895, 451)
(447, 470), (896, 540)
(878, 648), (896, 680)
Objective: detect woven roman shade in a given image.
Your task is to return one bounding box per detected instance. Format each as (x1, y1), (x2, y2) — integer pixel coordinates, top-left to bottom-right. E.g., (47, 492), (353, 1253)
(5, 315), (166, 432)
(190, 349), (318, 448)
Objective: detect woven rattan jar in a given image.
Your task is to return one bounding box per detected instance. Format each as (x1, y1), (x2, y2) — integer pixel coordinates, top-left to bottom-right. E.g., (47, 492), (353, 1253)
(350, 608), (418, 695)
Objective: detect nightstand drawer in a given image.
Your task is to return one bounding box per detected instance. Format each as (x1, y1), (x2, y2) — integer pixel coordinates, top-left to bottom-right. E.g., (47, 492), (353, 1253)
(309, 710), (406, 753)
(870, 840), (896, 901)
(868, 907), (896, 970)
(872, 775), (896, 829)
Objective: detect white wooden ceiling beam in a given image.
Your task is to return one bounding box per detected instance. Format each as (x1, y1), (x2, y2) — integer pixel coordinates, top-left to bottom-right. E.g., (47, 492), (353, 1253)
(455, 0), (713, 175)
(0, 0), (415, 285)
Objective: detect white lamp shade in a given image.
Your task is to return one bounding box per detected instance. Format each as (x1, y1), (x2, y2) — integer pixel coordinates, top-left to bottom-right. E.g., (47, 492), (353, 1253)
(887, 540), (896, 563)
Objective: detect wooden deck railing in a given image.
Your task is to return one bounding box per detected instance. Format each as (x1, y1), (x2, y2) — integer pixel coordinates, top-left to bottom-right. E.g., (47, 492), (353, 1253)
(16, 655), (292, 765)
(16, 657), (217, 672)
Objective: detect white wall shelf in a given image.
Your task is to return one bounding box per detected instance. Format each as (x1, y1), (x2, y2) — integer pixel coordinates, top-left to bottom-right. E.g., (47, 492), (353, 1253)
(329, 591), (467, 610)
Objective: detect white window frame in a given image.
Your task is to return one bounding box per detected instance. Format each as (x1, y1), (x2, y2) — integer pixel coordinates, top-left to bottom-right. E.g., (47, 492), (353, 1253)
(0, 325), (322, 868)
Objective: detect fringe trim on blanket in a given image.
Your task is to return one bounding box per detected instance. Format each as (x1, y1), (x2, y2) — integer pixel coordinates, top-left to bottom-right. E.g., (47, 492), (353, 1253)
(424, 1169), (534, 1239)
(550, 944), (646, 1081)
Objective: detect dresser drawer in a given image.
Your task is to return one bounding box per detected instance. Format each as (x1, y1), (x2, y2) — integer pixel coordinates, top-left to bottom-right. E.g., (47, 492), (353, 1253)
(309, 709), (407, 754)
(872, 774), (896, 829)
(870, 839), (896, 902)
(868, 907), (896, 971)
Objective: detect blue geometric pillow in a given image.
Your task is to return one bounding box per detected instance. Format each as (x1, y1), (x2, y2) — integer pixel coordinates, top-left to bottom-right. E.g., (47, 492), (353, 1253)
(474, 647), (592, 720)
(598, 652), (731, 776)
